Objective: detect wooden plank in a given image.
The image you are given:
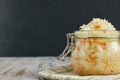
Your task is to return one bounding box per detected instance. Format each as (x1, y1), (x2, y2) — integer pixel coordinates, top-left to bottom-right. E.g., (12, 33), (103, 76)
(0, 57), (70, 80)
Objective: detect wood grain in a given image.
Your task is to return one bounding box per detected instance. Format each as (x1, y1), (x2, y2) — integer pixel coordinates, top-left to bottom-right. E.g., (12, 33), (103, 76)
(0, 57), (70, 80)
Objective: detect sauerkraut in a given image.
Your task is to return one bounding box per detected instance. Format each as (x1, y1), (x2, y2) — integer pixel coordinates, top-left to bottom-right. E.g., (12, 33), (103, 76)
(71, 18), (120, 75)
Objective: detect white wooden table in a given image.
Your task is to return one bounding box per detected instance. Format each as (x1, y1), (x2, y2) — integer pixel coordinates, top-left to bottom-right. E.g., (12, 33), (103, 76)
(0, 57), (70, 80)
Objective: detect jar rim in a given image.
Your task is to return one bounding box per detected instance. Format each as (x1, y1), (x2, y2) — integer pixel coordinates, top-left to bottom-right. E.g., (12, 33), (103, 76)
(74, 30), (120, 32)
(68, 30), (120, 39)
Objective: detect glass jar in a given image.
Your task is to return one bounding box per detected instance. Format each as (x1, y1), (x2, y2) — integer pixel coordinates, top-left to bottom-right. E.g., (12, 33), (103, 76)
(58, 30), (120, 75)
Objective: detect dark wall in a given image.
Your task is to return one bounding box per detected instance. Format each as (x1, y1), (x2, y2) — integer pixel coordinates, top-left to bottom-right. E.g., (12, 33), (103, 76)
(0, 0), (120, 56)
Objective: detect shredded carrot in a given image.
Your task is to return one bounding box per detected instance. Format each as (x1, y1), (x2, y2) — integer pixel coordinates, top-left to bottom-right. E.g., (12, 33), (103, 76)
(94, 25), (101, 29)
(77, 47), (80, 51)
(101, 42), (107, 50)
(88, 53), (96, 62)
(101, 43), (106, 46)
(110, 70), (113, 72)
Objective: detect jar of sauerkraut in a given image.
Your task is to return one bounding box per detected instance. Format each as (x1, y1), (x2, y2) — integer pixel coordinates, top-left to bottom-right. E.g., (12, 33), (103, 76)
(58, 30), (120, 75)
(58, 18), (120, 75)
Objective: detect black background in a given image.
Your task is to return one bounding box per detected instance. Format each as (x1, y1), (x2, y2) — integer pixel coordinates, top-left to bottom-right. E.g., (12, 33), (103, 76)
(0, 0), (120, 56)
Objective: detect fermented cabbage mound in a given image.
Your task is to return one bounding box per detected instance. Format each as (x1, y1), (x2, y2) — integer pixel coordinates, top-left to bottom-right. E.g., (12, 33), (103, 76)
(71, 18), (120, 75)
(75, 18), (118, 37)
(80, 18), (115, 30)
